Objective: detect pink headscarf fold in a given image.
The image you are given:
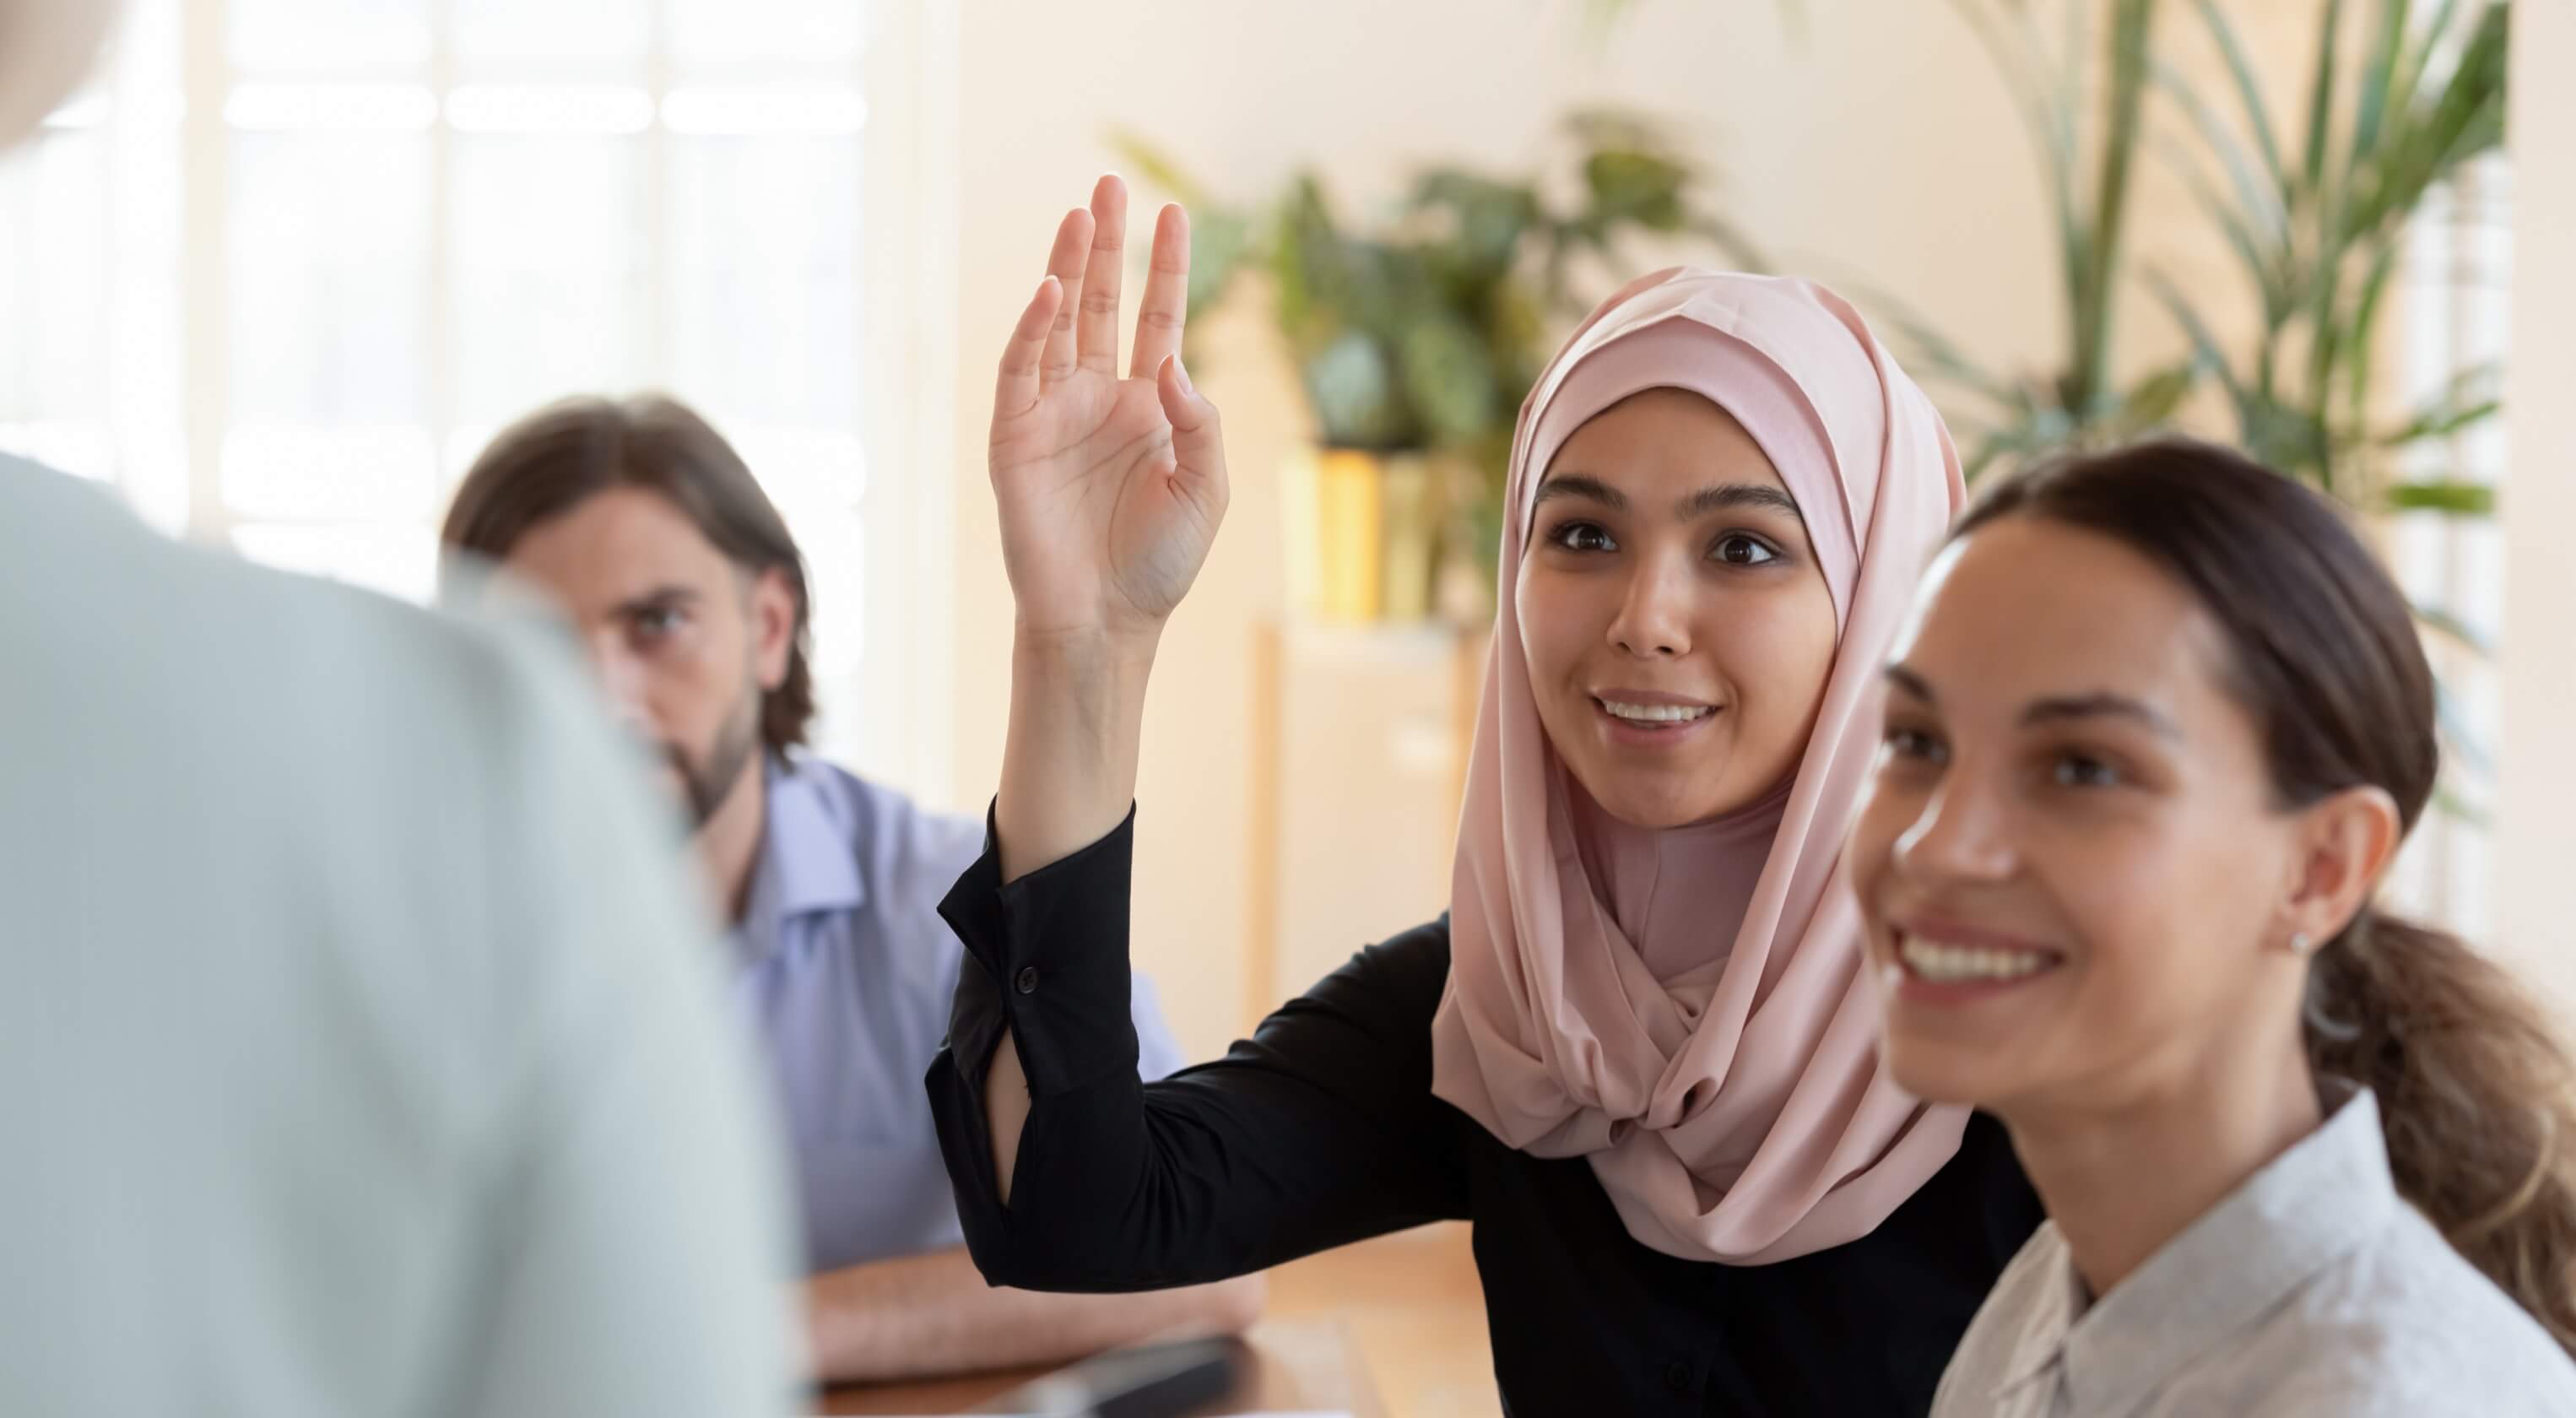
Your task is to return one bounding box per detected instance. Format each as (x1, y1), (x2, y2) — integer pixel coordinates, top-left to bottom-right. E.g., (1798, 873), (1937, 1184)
(1428, 268), (1968, 1264)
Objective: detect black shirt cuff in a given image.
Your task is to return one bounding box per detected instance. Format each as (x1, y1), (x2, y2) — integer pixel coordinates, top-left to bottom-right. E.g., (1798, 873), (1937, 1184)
(938, 802), (1143, 1099)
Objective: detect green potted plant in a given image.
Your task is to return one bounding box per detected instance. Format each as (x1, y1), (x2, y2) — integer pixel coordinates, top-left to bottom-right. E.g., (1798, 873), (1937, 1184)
(2150, 0), (2510, 822)
(1859, 0), (2185, 479)
(2145, 0), (2508, 521)
(1875, 0), (2509, 820)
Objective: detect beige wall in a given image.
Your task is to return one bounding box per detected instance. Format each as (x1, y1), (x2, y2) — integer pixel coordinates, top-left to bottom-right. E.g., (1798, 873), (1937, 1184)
(937, 0), (2075, 1059)
(2501, 0), (2576, 1005)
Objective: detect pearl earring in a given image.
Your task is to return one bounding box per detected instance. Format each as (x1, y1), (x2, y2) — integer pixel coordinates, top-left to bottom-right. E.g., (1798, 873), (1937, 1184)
(2290, 932), (2314, 955)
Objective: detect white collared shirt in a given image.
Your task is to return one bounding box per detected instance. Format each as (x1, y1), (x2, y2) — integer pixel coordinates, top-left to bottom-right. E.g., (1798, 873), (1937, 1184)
(1935, 1087), (2576, 1416)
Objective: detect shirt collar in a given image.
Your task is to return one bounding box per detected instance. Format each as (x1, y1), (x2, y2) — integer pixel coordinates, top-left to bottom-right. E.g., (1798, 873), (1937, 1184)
(2003, 1082), (2395, 1413)
(1989, 1226), (2091, 1399)
(733, 755), (865, 966)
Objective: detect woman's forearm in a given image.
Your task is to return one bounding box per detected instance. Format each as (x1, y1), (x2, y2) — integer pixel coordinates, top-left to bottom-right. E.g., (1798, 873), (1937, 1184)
(994, 627), (1158, 884)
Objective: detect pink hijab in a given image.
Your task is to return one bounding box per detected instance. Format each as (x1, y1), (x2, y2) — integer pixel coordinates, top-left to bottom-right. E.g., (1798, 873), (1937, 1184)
(1428, 268), (1968, 1264)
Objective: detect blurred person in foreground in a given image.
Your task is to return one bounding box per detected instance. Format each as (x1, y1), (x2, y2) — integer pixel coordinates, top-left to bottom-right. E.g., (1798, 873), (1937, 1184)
(0, 5), (800, 1414)
(440, 394), (1262, 1383)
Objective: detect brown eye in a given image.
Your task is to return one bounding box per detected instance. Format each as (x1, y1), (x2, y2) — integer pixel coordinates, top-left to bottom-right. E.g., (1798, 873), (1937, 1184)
(1712, 533), (1779, 567)
(1549, 522), (1616, 554)
(1883, 727), (1946, 766)
(2051, 754), (2121, 788)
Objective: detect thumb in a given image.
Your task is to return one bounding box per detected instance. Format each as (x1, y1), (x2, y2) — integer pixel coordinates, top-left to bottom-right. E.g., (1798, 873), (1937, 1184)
(1156, 355), (1228, 505)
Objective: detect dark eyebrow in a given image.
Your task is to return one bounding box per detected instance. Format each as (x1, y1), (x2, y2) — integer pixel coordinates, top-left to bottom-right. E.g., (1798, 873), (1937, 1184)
(1678, 484), (1804, 523)
(1532, 472), (1805, 523)
(2022, 693), (2181, 739)
(609, 585), (701, 620)
(1883, 664), (1935, 704)
(1530, 473), (1626, 512)
(1881, 667), (2181, 739)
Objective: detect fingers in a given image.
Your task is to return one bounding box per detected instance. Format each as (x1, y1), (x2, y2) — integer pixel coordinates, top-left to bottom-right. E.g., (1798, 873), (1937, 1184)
(1040, 207), (1092, 385)
(995, 276), (1063, 420)
(1075, 174), (1128, 376)
(1156, 354), (1229, 512)
(1128, 203), (1191, 379)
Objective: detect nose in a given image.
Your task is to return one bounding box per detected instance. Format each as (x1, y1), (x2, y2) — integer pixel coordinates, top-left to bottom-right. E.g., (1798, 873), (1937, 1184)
(1893, 763), (2019, 885)
(1605, 552), (1693, 659)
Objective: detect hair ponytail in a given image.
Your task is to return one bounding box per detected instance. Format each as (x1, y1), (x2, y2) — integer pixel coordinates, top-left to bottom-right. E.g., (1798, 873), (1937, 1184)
(2307, 909), (2576, 1353)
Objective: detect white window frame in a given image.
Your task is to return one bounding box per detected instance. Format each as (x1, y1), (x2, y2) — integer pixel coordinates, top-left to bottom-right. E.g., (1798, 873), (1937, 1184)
(2389, 149), (2509, 943)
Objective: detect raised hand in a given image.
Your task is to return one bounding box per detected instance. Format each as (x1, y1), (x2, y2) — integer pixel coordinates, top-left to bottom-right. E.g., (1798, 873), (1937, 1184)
(988, 175), (1230, 650)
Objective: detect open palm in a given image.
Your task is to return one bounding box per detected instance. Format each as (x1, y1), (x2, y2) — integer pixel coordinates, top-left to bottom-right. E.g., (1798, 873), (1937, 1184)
(988, 176), (1229, 646)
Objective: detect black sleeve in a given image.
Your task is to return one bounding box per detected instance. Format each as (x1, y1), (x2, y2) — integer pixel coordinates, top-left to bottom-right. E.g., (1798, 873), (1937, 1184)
(927, 805), (1469, 1292)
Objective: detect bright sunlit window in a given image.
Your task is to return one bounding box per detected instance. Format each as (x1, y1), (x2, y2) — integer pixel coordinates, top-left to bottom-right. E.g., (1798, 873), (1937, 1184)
(2389, 151), (2510, 943)
(0, 0), (951, 789)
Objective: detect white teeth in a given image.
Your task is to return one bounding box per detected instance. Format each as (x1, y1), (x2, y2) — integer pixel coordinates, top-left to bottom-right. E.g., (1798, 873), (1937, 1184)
(1601, 700), (1713, 723)
(1900, 938), (2057, 984)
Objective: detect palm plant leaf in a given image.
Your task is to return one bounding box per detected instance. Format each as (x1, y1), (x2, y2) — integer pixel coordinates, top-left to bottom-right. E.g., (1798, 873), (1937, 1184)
(2352, 0), (2413, 170)
(2378, 360), (2504, 447)
(2146, 129), (2287, 322)
(2184, 0), (2290, 192)
(2074, 0), (2159, 403)
(2415, 601), (2498, 655)
(2150, 57), (2292, 238)
(2387, 479), (2498, 517)
(2302, 0), (2350, 194)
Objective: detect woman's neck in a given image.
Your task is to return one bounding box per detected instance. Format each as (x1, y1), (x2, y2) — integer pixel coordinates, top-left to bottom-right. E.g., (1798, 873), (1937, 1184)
(1566, 775), (1789, 979)
(2005, 1042), (2324, 1301)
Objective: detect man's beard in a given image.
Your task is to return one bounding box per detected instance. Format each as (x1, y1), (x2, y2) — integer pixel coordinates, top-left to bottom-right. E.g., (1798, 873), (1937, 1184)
(664, 685), (762, 828)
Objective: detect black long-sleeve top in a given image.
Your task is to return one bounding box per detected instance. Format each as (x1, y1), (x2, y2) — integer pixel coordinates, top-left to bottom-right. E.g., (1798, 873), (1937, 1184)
(928, 809), (2043, 1416)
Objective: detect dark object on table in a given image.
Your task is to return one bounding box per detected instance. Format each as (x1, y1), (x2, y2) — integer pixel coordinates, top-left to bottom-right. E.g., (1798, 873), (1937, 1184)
(972, 1336), (1245, 1418)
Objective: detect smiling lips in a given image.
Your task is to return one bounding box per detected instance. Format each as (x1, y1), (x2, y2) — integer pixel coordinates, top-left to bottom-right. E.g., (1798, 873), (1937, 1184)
(1601, 699), (1713, 724)
(1886, 922), (2067, 1002)
(1593, 690), (1718, 741)
(1899, 937), (2057, 983)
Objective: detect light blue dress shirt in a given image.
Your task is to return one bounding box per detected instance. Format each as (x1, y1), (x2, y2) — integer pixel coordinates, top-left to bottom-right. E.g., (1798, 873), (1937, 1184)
(728, 755), (1188, 1274)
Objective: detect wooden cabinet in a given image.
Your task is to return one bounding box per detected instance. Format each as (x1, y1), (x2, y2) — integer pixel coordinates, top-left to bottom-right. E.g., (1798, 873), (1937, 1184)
(1246, 617), (1487, 1026)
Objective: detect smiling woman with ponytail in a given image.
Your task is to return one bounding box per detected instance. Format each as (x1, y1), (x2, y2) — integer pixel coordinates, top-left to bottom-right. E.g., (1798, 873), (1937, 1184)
(1851, 437), (2576, 1415)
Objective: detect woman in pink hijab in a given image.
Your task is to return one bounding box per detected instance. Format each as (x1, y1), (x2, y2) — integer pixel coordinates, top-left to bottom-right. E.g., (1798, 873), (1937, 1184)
(926, 177), (2041, 1415)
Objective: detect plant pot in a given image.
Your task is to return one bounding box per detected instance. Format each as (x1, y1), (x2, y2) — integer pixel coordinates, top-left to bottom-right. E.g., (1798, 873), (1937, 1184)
(1289, 447), (1444, 623)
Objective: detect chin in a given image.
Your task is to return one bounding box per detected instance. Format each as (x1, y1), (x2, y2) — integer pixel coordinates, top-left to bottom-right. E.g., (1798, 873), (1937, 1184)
(1881, 1027), (2008, 1109)
(1578, 779), (1705, 830)
(1624, 802), (1715, 830)
(1561, 755), (1706, 825)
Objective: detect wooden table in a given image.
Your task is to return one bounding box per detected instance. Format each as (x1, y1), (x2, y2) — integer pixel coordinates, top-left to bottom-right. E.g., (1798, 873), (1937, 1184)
(818, 1321), (1385, 1416)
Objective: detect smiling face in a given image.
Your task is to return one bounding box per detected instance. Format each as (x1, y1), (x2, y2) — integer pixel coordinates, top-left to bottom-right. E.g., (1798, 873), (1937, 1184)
(1513, 387), (1840, 829)
(1848, 515), (2341, 1118)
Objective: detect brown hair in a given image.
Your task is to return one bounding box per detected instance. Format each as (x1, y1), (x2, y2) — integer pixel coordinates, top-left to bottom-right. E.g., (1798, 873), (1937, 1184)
(441, 394), (815, 756)
(1958, 437), (2576, 1352)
